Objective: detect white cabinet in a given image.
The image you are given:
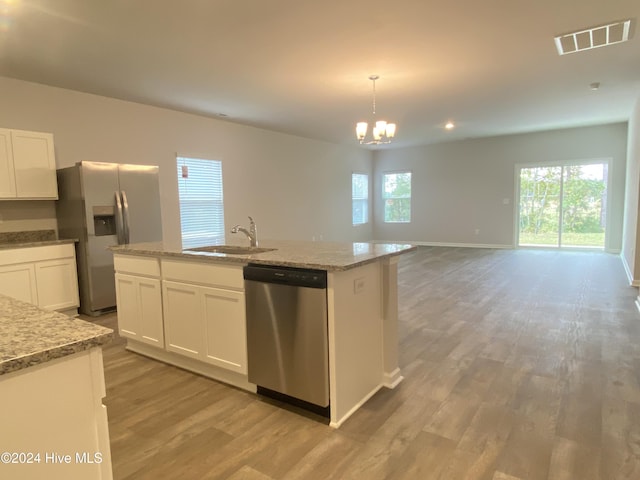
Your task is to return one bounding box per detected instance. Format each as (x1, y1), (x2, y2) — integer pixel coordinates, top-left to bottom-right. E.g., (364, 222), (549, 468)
(0, 244), (79, 314)
(0, 129), (16, 197)
(0, 262), (38, 305)
(115, 274), (164, 347)
(35, 258), (80, 311)
(162, 260), (247, 374)
(0, 348), (113, 480)
(113, 255), (164, 347)
(202, 286), (246, 373)
(0, 128), (58, 200)
(163, 280), (203, 358)
(163, 279), (247, 374)
(112, 255), (249, 385)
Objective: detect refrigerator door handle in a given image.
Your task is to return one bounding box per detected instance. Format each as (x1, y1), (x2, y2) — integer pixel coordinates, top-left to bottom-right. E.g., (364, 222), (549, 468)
(115, 191), (125, 244)
(121, 190), (131, 244)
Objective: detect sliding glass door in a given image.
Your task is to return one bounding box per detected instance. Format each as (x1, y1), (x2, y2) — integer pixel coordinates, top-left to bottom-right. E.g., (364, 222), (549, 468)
(518, 162), (607, 249)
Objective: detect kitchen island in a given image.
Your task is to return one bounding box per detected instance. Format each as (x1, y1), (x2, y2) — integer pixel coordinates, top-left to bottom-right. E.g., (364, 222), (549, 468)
(110, 240), (416, 427)
(0, 294), (114, 479)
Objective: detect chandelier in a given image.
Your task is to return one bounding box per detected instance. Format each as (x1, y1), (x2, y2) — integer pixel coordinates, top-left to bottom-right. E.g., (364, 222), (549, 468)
(356, 75), (397, 145)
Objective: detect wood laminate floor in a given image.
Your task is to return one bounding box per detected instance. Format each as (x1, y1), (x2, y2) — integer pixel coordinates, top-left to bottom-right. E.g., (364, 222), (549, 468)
(91, 247), (640, 479)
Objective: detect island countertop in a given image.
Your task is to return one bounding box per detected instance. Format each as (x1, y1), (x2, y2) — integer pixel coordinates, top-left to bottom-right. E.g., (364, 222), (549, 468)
(0, 295), (113, 376)
(110, 239), (417, 271)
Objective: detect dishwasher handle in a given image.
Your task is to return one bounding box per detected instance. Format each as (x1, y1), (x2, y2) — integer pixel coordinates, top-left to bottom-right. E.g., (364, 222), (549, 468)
(243, 264), (327, 289)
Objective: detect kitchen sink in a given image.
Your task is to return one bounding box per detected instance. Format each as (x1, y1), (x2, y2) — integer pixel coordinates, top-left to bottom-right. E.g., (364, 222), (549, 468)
(185, 245), (276, 255)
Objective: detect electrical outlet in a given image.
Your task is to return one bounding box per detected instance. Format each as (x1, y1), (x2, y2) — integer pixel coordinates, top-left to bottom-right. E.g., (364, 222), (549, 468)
(354, 277), (365, 294)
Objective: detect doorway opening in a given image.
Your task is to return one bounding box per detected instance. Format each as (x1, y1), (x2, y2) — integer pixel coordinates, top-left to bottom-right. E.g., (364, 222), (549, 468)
(517, 162), (608, 249)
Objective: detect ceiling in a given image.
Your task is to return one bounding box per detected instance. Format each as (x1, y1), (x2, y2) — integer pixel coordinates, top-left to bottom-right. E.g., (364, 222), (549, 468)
(0, 0), (639, 149)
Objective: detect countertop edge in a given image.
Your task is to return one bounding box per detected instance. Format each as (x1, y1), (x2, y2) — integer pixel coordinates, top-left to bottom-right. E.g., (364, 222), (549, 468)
(0, 332), (114, 376)
(0, 292), (114, 377)
(110, 243), (418, 271)
(0, 239), (79, 250)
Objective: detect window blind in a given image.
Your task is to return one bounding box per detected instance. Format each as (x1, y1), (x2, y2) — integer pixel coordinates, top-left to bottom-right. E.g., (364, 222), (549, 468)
(177, 157), (225, 248)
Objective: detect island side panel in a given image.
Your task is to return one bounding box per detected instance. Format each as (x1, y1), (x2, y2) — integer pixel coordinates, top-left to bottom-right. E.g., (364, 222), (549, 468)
(381, 256), (404, 387)
(327, 261), (384, 428)
(0, 347), (112, 480)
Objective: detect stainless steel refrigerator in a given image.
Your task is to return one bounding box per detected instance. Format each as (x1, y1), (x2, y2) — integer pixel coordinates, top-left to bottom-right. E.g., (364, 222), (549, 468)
(56, 161), (163, 316)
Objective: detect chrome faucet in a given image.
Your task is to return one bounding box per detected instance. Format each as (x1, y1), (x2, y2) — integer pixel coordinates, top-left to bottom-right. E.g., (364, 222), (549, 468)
(231, 216), (258, 247)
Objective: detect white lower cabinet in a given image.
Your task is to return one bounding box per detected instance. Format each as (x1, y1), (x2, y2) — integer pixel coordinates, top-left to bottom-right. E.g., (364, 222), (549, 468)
(113, 255), (249, 382)
(163, 280), (247, 374)
(0, 262), (38, 305)
(0, 348), (113, 480)
(35, 258), (79, 311)
(115, 273), (164, 347)
(0, 244), (79, 313)
(113, 255), (163, 347)
(202, 286), (246, 373)
(162, 281), (202, 358)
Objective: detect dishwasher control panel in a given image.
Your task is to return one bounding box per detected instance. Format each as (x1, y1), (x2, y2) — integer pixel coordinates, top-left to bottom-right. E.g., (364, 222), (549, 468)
(243, 264), (327, 289)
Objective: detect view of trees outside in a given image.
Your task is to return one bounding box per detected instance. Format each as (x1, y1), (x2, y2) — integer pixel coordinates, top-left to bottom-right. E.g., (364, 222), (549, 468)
(519, 163), (607, 248)
(352, 173), (369, 225)
(383, 172), (411, 223)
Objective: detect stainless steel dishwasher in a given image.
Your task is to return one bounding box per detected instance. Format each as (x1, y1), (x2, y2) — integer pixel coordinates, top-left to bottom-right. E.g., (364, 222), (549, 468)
(244, 264), (329, 414)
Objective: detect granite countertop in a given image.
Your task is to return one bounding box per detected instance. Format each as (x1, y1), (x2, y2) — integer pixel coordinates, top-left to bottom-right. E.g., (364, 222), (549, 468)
(0, 229), (77, 250)
(110, 239), (417, 271)
(0, 295), (113, 376)
(0, 238), (77, 250)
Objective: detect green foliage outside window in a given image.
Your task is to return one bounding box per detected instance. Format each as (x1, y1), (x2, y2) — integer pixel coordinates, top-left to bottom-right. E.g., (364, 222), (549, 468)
(519, 164), (606, 247)
(383, 172), (411, 223)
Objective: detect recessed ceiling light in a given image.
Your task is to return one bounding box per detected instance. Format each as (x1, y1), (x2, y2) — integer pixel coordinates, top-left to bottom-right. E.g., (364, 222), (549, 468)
(554, 19), (632, 55)
(445, 121), (455, 130)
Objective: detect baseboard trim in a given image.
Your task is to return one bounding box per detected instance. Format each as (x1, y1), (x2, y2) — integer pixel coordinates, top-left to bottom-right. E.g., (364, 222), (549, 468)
(620, 255), (638, 287)
(329, 383), (384, 429)
(382, 368), (404, 389)
(372, 240), (513, 249)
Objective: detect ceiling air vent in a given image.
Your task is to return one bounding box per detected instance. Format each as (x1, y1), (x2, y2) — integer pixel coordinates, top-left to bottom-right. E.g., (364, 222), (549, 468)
(554, 19), (632, 55)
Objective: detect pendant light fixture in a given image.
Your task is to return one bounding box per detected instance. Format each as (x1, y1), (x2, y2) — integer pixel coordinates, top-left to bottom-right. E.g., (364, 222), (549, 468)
(356, 75), (397, 145)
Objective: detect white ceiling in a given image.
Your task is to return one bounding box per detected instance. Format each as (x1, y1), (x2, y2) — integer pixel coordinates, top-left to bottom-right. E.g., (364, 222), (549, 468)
(1, 0), (639, 149)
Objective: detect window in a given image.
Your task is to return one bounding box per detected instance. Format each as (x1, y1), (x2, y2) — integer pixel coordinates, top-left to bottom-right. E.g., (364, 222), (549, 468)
(518, 162), (608, 249)
(352, 173), (369, 225)
(383, 172), (411, 223)
(177, 157), (224, 248)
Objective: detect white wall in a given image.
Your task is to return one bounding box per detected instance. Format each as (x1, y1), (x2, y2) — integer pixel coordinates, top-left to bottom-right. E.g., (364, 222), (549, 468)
(621, 97), (640, 283)
(0, 201), (57, 234)
(373, 123), (628, 251)
(1, 76), (632, 254)
(0, 77), (373, 247)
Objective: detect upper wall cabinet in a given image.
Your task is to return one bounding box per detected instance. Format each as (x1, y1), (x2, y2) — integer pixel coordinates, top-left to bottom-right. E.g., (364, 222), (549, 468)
(0, 128), (58, 200)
